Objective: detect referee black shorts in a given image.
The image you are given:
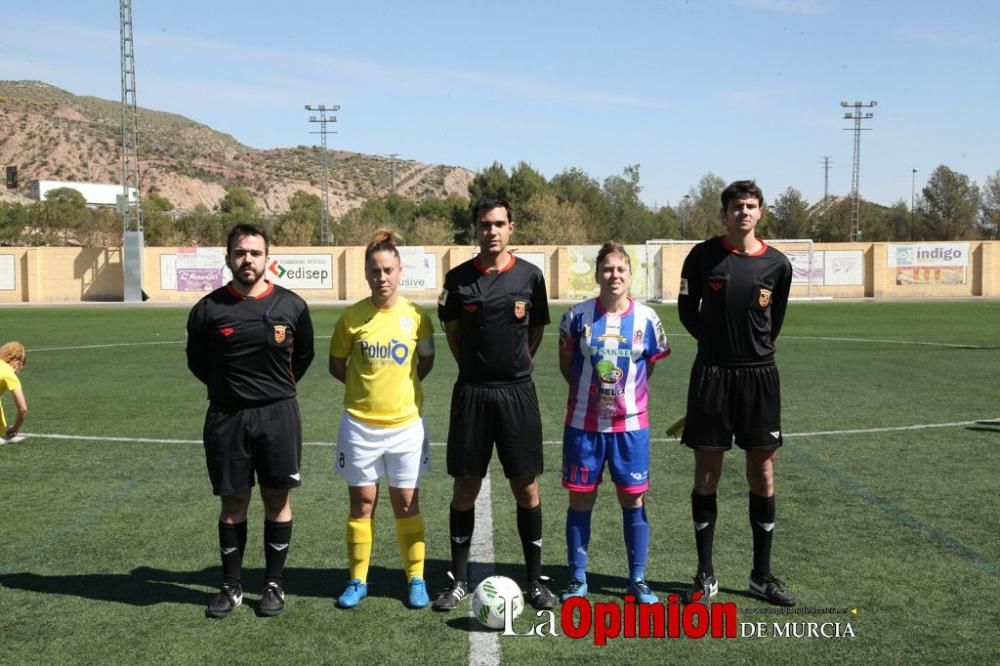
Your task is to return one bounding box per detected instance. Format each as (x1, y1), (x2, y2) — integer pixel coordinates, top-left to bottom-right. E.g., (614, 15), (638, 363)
(446, 380), (543, 479)
(202, 397), (303, 496)
(681, 361), (782, 451)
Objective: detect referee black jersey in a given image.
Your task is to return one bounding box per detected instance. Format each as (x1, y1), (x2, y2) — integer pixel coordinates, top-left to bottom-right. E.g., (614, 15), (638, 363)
(439, 255), (550, 385)
(678, 236), (792, 366)
(186, 281), (315, 407)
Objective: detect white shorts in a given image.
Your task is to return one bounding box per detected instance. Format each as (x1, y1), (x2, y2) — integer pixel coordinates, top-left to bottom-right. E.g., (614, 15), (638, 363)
(335, 412), (430, 488)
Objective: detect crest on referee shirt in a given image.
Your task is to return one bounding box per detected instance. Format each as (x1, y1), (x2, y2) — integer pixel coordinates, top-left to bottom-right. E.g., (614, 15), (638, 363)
(514, 300), (527, 319)
(273, 324), (287, 344)
(438, 289), (449, 307)
(758, 289), (772, 308)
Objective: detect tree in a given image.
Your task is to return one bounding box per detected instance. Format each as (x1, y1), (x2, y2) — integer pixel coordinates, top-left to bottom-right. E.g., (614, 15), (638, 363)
(653, 205), (681, 239)
(84, 207), (122, 247)
(810, 197), (852, 242)
(407, 215), (456, 245)
(517, 191), (589, 245)
(509, 162), (549, 210)
(920, 165), (981, 240)
(335, 198), (396, 246)
(183, 205), (227, 246)
(980, 170), (1000, 239)
(42, 187), (89, 245)
(143, 193), (187, 246)
(468, 162), (511, 205)
(809, 197), (890, 242)
(218, 186), (263, 240)
(883, 200), (912, 241)
(768, 187), (810, 239)
(0, 202), (30, 245)
(603, 164), (657, 242)
(687, 173), (727, 239)
(274, 190), (322, 246)
(417, 195), (467, 244)
(550, 167), (612, 240)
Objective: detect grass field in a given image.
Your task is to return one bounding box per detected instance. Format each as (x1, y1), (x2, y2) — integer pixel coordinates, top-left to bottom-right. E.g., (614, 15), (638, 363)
(0, 300), (997, 664)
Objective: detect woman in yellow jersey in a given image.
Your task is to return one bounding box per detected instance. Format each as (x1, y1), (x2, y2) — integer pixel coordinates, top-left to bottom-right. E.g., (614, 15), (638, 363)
(329, 229), (435, 609)
(0, 341), (28, 443)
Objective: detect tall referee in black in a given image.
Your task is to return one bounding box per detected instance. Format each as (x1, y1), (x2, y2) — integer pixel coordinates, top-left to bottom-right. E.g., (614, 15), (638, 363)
(677, 181), (796, 606)
(186, 223), (315, 618)
(432, 198), (558, 611)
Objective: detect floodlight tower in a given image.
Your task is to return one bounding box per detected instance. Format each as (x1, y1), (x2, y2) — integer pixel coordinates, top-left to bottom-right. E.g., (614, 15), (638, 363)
(841, 100), (877, 241)
(305, 104), (339, 245)
(120, 0), (144, 301)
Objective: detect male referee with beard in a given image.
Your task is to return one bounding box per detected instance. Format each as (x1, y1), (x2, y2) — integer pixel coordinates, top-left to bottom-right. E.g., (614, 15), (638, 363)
(187, 223), (315, 618)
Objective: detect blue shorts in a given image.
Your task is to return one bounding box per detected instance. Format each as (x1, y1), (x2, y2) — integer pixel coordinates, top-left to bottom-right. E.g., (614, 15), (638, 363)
(561, 425), (650, 494)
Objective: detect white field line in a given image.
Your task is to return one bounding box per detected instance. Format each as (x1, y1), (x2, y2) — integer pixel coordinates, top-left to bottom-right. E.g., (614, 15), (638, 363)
(25, 333), (990, 353)
(468, 474), (499, 666)
(21, 419), (993, 448)
(780, 335), (986, 349)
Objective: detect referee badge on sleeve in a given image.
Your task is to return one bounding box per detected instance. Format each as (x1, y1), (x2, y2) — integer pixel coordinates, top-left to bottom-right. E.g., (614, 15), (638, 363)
(759, 289), (772, 308)
(438, 289), (449, 307)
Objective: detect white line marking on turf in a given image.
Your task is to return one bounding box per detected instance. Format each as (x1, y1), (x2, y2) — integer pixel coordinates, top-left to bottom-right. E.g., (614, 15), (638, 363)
(468, 473), (499, 666)
(30, 340), (186, 352)
(781, 335), (985, 349)
(19, 418), (995, 448)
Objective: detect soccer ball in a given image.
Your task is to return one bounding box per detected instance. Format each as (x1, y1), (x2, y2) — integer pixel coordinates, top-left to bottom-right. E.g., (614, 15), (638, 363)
(472, 576), (524, 630)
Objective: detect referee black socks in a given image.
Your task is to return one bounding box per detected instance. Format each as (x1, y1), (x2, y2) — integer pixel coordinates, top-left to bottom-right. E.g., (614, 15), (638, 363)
(449, 506), (474, 583)
(264, 519), (292, 585)
(749, 492), (775, 578)
(691, 491), (717, 576)
(218, 521), (247, 585)
(517, 504), (544, 582)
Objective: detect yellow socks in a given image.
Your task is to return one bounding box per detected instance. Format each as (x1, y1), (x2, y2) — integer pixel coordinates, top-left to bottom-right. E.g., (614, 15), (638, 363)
(394, 514), (426, 581)
(346, 518), (373, 583)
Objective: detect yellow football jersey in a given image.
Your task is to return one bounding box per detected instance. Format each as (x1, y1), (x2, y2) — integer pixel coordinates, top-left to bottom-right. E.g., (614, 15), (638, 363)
(0, 360), (21, 429)
(330, 297), (434, 427)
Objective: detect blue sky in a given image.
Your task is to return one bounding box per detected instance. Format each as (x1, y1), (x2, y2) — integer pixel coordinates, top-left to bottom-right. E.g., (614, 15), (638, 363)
(2, 0), (997, 208)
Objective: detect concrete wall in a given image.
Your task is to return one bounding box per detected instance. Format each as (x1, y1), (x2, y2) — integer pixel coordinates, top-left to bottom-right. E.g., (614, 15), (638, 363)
(0, 241), (996, 303)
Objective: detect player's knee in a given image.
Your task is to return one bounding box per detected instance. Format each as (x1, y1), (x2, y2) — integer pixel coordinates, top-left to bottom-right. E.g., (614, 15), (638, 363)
(219, 490), (252, 521)
(260, 487), (291, 511)
(510, 477), (539, 508)
(615, 489), (644, 509)
(452, 478), (481, 510)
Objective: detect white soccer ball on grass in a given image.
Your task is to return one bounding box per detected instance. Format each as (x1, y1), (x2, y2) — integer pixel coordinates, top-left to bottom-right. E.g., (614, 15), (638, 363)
(472, 575), (524, 630)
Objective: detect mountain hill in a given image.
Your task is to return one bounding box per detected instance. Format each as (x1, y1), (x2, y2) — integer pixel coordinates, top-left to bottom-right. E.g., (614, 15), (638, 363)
(0, 80), (474, 215)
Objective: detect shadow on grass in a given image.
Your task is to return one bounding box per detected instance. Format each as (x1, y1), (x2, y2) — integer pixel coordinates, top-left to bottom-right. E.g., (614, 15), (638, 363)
(967, 420), (1000, 434)
(0, 559), (697, 615)
(0, 561), (453, 608)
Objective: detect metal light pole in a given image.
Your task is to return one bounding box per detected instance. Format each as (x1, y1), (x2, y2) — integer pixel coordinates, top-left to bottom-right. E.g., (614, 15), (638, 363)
(841, 100), (877, 241)
(910, 168), (917, 241)
(120, 0), (144, 302)
(305, 104), (339, 245)
(681, 194), (691, 238)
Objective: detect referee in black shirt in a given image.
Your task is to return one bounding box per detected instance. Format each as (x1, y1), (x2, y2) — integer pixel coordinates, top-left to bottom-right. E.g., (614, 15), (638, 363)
(432, 198), (558, 611)
(677, 181), (796, 607)
(186, 223), (315, 618)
